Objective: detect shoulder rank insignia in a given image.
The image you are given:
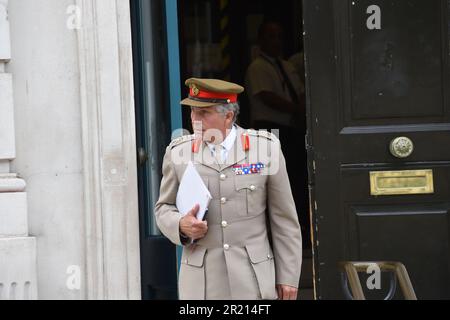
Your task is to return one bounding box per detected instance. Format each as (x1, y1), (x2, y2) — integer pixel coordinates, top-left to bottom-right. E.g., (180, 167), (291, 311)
(169, 135), (194, 149)
(258, 130), (278, 141)
(246, 129), (278, 141)
(232, 163), (266, 175)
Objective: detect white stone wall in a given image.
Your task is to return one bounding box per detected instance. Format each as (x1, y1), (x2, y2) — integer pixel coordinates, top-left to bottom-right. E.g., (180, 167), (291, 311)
(0, 73), (15, 160)
(7, 0), (85, 300)
(4, 0), (141, 300)
(0, 0), (11, 60)
(0, 0), (38, 300)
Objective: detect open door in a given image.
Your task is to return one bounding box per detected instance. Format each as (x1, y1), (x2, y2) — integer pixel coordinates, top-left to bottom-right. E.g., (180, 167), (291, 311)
(304, 0), (450, 299)
(131, 0), (182, 300)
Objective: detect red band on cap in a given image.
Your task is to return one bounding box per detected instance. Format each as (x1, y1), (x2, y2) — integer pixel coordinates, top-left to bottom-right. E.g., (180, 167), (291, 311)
(190, 88), (238, 103)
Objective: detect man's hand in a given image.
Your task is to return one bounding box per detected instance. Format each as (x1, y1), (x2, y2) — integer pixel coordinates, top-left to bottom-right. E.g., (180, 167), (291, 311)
(179, 204), (208, 240)
(276, 284), (298, 300)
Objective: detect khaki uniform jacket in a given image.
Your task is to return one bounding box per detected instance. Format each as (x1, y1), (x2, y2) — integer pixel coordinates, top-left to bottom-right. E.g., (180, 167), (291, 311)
(155, 126), (302, 300)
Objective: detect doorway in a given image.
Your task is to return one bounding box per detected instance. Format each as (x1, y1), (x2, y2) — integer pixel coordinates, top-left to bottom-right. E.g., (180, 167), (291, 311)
(177, 0), (313, 299)
(131, 0), (313, 300)
(131, 0), (181, 300)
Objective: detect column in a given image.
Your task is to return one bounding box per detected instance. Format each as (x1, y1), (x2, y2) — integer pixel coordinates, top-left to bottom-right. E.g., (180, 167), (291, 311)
(0, 0), (38, 300)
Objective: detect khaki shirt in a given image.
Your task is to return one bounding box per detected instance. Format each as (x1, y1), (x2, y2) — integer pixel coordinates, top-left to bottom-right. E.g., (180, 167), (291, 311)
(155, 126), (302, 300)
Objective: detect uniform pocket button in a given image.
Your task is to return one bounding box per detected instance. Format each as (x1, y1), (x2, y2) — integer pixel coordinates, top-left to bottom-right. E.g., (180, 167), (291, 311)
(221, 197), (227, 204)
(250, 185), (256, 191)
(224, 244), (230, 251)
(221, 221), (228, 228)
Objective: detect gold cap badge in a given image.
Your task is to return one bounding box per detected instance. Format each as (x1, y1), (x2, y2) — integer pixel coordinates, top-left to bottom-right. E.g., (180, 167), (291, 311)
(191, 85), (200, 96)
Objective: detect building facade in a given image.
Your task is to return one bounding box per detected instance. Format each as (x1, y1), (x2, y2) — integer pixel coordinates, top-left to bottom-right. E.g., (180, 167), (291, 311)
(3, 0), (446, 301)
(0, 0), (141, 299)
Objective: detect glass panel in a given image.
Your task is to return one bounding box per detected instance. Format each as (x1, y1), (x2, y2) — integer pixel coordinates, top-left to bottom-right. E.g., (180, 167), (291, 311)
(136, 0), (173, 236)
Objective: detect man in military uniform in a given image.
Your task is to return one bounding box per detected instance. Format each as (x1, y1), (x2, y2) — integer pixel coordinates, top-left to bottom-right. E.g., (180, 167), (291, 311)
(155, 78), (302, 300)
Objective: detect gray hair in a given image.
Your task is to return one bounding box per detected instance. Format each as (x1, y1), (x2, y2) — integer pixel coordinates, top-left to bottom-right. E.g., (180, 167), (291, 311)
(215, 102), (240, 124)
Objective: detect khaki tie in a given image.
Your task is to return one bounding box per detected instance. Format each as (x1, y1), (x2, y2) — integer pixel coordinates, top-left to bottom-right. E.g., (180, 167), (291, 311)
(214, 144), (225, 165)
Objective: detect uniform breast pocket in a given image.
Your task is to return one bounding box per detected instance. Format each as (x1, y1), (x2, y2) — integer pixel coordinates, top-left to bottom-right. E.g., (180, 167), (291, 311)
(234, 176), (267, 217)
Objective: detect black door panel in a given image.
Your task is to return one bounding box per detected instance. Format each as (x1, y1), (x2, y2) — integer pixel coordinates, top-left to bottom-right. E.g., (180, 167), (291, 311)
(304, 0), (450, 299)
(347, 204), (450, 299)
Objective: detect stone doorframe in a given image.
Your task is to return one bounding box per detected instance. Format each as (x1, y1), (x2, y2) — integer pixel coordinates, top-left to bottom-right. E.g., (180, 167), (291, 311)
(75, 0), (141, 300)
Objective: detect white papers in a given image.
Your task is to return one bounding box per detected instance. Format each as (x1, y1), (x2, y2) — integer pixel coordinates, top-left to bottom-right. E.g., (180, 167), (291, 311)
(176, 161), (212, 221)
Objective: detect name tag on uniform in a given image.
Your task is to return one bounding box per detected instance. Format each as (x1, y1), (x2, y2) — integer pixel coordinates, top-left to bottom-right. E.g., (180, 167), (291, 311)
(232, 163), (265, 175)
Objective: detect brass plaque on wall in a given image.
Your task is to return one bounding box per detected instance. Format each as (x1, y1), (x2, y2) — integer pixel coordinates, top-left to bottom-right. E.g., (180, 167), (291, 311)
(370, 170), (434, 196)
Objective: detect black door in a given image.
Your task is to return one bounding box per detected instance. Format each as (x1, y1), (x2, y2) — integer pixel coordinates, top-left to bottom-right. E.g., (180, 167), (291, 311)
(304, 0), (450, 299)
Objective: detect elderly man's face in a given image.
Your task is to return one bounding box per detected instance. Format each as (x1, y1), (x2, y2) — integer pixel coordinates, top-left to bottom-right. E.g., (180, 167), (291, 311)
(191, 106), (234, 144)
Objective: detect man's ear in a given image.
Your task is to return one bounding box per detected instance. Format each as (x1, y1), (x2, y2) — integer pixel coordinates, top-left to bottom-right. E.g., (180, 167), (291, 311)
(226, 111), (234, 123)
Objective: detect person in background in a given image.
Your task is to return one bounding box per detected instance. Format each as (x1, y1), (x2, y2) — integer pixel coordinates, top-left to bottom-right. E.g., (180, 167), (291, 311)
(245, 20), (309, 250)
